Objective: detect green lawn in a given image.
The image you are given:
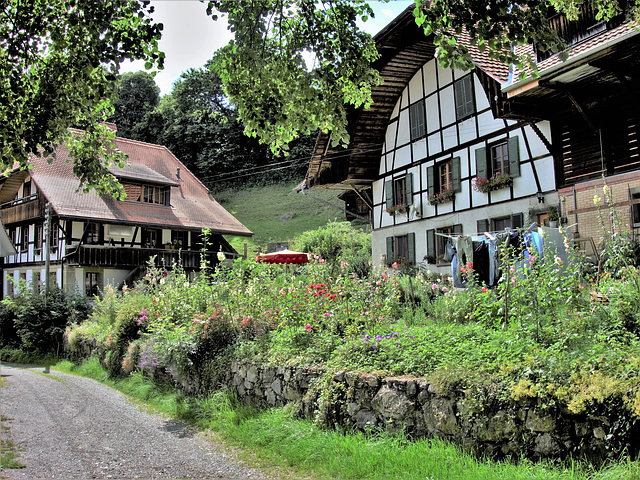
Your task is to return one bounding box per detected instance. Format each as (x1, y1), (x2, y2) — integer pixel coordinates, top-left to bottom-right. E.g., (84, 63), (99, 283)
(214, 183), (345, 258)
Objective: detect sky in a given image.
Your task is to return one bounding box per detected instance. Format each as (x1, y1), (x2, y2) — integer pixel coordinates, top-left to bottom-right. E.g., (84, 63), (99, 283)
(119, 0), (415, 95)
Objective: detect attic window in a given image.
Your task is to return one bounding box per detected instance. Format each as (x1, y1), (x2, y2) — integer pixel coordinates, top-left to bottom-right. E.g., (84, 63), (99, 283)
(121, 182), (169, 206)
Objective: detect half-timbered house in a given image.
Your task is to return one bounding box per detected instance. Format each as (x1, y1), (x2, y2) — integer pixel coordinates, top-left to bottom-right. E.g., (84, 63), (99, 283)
(501, 4), (640, 252)
(0, 126), (252, 297)
(305, 7), (557, 272)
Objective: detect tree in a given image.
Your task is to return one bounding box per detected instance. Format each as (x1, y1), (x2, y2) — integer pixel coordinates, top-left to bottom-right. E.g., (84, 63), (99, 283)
(207, 0), (637, 153)
(140, 63), (314, 189)
(109, 71), (161, 142)
(0, 0), (164, 197)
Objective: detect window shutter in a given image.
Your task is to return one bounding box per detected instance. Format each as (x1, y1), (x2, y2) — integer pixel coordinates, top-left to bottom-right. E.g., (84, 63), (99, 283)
(408, 233), (415, 265)
(426, 229), (435, 262)
(452, 157), (461, 192)
(508, 136), (520, 177)
(454, 80), (465, 120)
(475, 147), (487, 180)
(405, 173), (413, 205)
(385, 181), (393, 209)
(476, 219), (490, 234)
(427, 166), (435, 196)
(410, 101), (425, 140)
(386, 237), (394, 265)
(511, 212), (524, 229)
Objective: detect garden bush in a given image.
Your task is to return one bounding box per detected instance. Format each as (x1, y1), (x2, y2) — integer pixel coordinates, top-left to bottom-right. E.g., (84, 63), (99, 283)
(1, 287), (91, 356)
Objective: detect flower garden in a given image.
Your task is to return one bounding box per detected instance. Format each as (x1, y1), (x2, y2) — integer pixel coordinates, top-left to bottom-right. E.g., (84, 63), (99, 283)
(60, 218), (640, 449)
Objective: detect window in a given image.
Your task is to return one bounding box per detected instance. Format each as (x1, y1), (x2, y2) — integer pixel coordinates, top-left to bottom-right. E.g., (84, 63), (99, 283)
(454, 75), (475, 120)
(84, 222), (100, 244)
(426, 225), (462, 264)
(34, 224), (43, 252)
(385, 233), (415, 265)
(50, 222), (59, 252)
(85, 272), (100, 297)
(476, 213), (523, 234)
(409, 100), (426, 140)
(171, 230), (189, 249)
(143, 185), (167, 205)
(122, 183), (169, 205)
(143, 228), (160, 248)
(491, 142), (510, 176)
(475, 137), (521, 182)
(20, 226), (28, 251)
(384, 174), (413, 211)
(23, 181), (31, 198)
(427, 158), (461, 200)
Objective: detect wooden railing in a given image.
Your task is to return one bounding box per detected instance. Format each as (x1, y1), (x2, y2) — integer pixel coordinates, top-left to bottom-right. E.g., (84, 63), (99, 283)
(0, 195), (45, 224)
(64, 246), (229, 269)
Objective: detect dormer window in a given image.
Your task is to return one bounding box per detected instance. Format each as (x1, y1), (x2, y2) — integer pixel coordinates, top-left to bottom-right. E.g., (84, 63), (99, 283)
(122, 182), (170, 206)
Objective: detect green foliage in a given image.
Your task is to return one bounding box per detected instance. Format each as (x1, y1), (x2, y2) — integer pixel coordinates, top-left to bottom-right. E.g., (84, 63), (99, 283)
(292, 221), (371, 276)
(108, 71), (160, 141)
(1, 288), (91, 356)
(208, 0), (381, 153)
(0, 0), (164, 195)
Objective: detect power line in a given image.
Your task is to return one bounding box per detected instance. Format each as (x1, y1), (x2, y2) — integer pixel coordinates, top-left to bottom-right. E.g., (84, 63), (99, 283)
(200, 143), (385, 183)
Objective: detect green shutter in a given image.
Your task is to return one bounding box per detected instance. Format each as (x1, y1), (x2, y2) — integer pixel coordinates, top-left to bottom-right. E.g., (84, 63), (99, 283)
(476, 219), (490, 234)
(426, 229), (435, 262)
(405, 173), (413, 206)
(508, 136), (520, 177)
(386, 237), (394, 265)
(408, 233), (415, 265)
(385, 181), (393, 209)
(476, 147), (487, 180)
(427, 166), (435, 196)
(452, 157), (461, 192)
(454, 80), (464, 120)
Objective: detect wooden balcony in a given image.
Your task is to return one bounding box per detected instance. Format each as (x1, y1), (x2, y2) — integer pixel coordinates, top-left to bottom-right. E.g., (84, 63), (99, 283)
(0, 195), (45, 224)
(64, 245), (225, 269)
(536, 3), (625, 61)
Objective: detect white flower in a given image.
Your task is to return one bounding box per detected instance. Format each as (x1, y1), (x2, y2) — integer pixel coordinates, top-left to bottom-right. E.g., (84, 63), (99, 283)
(593, 194), (601, 205)
(217, 251), (226, 262)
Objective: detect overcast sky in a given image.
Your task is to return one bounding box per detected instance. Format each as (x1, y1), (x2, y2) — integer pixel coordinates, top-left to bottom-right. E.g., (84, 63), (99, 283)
(119, 0), (414, 95)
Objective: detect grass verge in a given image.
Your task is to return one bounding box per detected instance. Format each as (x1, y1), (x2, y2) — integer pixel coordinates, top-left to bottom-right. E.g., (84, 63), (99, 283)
(54, 358), (640, 480)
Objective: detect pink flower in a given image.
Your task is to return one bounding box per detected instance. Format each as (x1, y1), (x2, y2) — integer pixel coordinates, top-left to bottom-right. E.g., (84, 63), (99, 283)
(305, 324), (312, 332)
(466, 262), (473, 269)
(392, 262), (398, 269)
(441, 286), (448, 292)
(432, 284), (439, 290)
(319, 258), (325, 264)
(481, 287), (488, 292)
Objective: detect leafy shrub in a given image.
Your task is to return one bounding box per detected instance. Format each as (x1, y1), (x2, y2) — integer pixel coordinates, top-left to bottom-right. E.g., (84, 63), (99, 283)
(292, 221), (371, 276)
(4, 287), (91, 355)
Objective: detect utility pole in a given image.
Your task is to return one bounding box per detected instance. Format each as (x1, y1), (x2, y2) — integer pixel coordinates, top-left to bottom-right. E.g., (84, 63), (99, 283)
(44, 202), (51, 298)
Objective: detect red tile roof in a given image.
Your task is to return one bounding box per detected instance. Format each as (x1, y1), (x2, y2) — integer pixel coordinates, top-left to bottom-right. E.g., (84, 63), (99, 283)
(26, 133), (252, 237)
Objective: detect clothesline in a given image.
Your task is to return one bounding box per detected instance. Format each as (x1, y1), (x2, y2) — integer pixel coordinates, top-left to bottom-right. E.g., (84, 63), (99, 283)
(434, 222), (578, 239)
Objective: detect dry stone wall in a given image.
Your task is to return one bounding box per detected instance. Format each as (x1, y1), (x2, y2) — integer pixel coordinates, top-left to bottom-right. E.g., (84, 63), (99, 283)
(228, 361), (636, 461)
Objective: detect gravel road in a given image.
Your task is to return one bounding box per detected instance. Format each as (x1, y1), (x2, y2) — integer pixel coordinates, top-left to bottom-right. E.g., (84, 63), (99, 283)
(0, 363), (275, 480)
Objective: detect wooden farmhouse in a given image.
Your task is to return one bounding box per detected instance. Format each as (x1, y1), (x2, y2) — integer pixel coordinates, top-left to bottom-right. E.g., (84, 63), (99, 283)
(305, 4), (640, 272)
(0, 126), (252, 297)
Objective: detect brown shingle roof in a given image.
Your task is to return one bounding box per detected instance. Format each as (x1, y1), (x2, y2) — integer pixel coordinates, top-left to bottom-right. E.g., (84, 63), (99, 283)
(25, 134), (252, 237)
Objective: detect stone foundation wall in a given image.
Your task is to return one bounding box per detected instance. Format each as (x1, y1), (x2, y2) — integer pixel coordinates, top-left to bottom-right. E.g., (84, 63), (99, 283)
(228, 361), (636, 461)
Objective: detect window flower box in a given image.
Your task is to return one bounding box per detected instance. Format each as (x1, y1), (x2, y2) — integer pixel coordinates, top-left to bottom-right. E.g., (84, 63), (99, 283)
(427, 189), (454, 205)
(473, 172), (512, 193)
(385, 203), (409, 215)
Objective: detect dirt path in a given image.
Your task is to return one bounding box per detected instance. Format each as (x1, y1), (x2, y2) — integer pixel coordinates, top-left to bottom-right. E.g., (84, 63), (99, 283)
(0, 363), (274, 480)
